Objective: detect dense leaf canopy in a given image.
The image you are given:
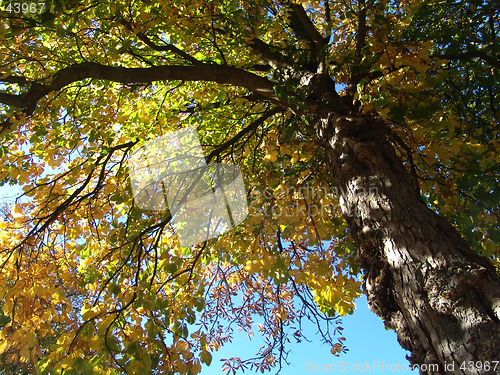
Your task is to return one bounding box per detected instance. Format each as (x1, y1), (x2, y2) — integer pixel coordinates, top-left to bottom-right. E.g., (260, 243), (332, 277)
(0, 0), (498, 374)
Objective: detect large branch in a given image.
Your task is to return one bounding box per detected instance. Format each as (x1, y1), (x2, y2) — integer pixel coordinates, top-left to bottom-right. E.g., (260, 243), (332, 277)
(0, 92), (23, 108)
(0, 62), (290, 135)
(248, 38), (294, 70)
(289, 2), (327, 50)
(285, 1), (327, 72)
(0, 76), (30, 85)
(347, 0), (367, 95)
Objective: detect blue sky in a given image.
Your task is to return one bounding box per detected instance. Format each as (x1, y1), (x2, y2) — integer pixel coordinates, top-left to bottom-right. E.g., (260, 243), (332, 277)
(202, 294), (413, 375)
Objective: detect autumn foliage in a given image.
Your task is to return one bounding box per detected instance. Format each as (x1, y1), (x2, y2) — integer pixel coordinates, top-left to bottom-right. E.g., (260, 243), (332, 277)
(0, 0), (498, 374)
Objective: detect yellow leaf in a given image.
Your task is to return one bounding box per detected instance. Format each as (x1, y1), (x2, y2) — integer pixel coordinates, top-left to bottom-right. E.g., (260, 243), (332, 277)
(330, 344), (342, 355)
(0, 339), (8, 353)
(200, 350), (212, 366)
(31, 348), (38, 366)
(20, 345), (31, 361)
(378, 107), (390, 120)
(280, 146), (292, 155)
(25, 331), (37, 348)
(264, 150), (278, 162)
(191, 361), (202, 374)
(52, 291), (65, 303)
(10, 204), (23, 218)
(300, 153), (313, 162)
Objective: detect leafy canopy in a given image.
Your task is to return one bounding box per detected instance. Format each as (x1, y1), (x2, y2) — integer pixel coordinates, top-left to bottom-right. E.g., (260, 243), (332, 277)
(0, 0), (498, 374)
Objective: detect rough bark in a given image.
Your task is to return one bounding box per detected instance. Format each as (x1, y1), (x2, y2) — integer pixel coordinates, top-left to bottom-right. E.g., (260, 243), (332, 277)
(308, 74), (500, 374)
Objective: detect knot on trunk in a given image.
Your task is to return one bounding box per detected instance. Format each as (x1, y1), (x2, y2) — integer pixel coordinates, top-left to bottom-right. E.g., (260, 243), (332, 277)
(337, 116), (388, 143)
(425, 265), (497, 321)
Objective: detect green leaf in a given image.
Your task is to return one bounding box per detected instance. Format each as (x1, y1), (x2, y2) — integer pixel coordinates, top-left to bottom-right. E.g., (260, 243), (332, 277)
(107, 336), (121, 352)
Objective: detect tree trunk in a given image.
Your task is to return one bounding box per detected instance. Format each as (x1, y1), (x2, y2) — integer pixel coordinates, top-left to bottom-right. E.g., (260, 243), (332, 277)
(308, 75), (500, 374)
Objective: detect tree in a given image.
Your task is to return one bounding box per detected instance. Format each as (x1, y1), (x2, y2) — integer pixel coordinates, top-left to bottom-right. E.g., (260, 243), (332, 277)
(0, 0), (499, 374)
